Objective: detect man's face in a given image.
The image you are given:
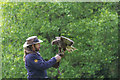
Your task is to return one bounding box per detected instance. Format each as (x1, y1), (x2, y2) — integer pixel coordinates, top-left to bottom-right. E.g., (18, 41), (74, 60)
(35, 43), (40, 51)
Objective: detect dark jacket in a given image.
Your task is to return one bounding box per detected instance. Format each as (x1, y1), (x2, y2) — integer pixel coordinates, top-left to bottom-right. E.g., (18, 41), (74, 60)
(25, 52), (56, 79)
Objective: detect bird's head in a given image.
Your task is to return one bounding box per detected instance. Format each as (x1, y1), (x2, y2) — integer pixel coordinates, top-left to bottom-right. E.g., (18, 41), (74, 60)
(51, 39), (60, 45)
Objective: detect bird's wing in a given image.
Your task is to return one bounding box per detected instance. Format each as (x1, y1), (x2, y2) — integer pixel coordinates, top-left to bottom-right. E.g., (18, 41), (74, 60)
(61, 36), (74, 46)
(66, 46), (77, 52)
(51, 37), (60, 45)
(55, 37), (61, 40)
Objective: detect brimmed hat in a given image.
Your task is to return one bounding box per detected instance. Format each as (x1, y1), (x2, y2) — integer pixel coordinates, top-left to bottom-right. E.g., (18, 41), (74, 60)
(23, 36), (43, 48)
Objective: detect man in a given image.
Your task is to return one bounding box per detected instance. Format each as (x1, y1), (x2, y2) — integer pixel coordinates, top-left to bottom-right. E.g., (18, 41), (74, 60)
(23, 36), (63, 79)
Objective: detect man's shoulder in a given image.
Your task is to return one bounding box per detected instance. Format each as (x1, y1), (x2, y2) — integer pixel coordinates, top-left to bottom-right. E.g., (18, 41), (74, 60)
(26, 53), (37, 59)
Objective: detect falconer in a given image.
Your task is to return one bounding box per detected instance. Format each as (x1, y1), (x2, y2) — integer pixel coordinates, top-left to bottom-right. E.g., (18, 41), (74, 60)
(23, 36), (63, 79)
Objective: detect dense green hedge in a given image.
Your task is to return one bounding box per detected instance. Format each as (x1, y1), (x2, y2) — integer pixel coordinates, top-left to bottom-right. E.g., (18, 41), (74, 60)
(1, 2), (118, 78)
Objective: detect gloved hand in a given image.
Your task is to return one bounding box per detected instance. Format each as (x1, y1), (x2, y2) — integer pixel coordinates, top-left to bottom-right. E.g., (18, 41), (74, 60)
(58, 52), (64, 57)
(55, 54), (61, 62)
(53, 53), (64, 68)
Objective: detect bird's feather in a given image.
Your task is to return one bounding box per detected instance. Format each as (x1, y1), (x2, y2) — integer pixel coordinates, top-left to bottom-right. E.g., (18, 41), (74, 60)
(55, 37), (61, 40)
(61, 36), (74, 46)
(66, 46), (77, 52)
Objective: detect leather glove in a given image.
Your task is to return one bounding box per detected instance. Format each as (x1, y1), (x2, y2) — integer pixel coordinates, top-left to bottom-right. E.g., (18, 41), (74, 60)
(55, 54), (61, 62)
(58, 53), (64, 57)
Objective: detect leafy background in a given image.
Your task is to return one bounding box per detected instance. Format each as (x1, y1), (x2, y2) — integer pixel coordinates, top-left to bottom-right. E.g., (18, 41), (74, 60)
(1, 2), (119, 78)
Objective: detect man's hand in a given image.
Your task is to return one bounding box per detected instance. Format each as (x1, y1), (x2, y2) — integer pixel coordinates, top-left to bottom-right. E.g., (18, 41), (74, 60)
(55, 54), (61, 62)
(58, 53), (64, 57)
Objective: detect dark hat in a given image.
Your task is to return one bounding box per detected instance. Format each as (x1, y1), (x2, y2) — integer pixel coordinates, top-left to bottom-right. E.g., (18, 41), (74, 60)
(23, 36), (43, 48)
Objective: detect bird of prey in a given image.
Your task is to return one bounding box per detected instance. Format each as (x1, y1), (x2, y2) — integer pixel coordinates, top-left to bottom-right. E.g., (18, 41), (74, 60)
(51, 36), (77, 53)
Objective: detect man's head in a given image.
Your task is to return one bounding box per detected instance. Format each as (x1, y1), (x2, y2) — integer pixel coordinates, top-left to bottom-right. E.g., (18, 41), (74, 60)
(23, 36), (43, 51)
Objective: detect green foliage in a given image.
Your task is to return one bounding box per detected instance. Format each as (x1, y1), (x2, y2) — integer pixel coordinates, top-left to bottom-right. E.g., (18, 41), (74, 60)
(1, 2), (118, 78)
